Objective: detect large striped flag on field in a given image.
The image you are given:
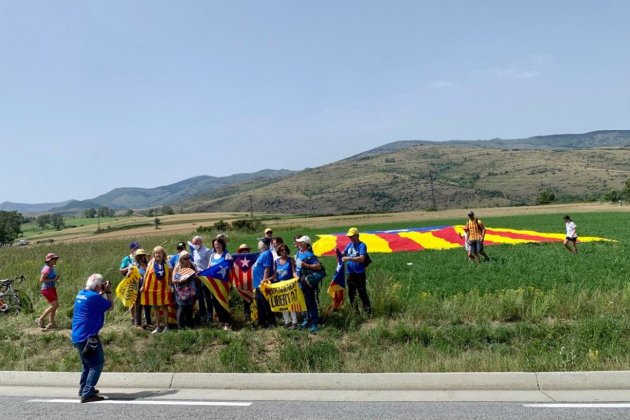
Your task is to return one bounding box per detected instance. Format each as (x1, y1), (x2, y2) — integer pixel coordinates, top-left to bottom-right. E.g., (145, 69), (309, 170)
(198, 260), (233, 312)
(230, 252), (258, 303)
(327, 247), (346, 311)
(313, 225), (613, 256)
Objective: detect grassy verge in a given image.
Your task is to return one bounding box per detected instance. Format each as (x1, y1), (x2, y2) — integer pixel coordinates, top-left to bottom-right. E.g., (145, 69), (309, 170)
(0, 211), (628, 372)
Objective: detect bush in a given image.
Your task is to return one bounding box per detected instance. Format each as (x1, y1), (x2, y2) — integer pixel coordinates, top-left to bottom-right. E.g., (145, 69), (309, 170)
(231, 219), (263, 233)
(214, 220), (231, 231)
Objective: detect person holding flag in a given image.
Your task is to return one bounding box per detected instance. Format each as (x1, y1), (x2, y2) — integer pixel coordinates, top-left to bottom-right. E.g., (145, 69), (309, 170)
(342, 227), (372, 316)
(273, 244), (298, 328)
(207, 237), (233, 329)
(296, 236), (325, 333)
(140, 246), (172, 334)
(327, 247), (346, 312)
(231, 243), (257, 321)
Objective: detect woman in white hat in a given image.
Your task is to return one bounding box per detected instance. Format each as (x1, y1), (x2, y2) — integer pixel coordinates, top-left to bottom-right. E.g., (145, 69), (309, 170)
(295, 236), (325, 334)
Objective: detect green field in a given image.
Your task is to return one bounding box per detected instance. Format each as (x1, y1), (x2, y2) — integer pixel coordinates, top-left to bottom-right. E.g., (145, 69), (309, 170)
(1, 211), (629, 373)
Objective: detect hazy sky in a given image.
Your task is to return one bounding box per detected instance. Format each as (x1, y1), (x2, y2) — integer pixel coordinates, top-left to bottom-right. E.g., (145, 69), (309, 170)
(1, 1), (629, 203)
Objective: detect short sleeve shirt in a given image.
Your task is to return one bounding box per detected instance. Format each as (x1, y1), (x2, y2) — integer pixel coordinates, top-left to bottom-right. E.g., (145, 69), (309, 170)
(252, 250), (274, 289)
(40, 265), (57, 290)
(71, 289), (113, 343)
(343, 242), (367, 274)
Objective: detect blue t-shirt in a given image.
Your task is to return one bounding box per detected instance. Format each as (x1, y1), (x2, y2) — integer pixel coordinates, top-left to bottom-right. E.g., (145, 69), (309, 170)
(40, 265), (57, 290)
(274, 257), (294, 282)
(343, 242), (368, 274)
(169, 254), (180, 269)
(71, 289), (113, 343)
(252, 250), (274, 289)
(210, 251), (232, 267)
(119, 254), (135, 270)
(295, 249), (319, 276)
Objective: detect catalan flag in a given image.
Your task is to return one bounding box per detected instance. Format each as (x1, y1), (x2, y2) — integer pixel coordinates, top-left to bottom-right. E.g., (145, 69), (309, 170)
(230, 252), (258, 303)
(139, 262), (171, 306)
(313, 225), (613, 256)
(198, 260), (233, 312)
(327, 247), (345, 311)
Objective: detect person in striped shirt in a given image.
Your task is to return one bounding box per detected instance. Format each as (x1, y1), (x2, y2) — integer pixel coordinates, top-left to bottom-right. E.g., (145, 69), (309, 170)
(465, 211), (490, 263)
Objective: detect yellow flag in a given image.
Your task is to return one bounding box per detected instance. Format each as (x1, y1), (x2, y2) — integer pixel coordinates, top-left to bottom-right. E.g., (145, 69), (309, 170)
(115, 266), (141, 307)
(260, 278), (307, 313)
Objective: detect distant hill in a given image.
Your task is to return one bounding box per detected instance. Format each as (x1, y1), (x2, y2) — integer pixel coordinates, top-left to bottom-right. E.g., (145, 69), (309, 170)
(186, 144), (630, 214)
(45, 169), (293, 214)
(349, 130), (630, 160)
(0, 200), (73, 213)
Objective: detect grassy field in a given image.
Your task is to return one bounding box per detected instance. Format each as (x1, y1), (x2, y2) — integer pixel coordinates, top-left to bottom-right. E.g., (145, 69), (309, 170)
(1, 210), (629, 373)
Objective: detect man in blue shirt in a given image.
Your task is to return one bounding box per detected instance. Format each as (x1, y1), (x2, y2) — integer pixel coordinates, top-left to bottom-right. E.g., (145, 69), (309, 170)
(342, 227), (372, 315)
(253, 237), (275, 328)
(189, 235), (213, 323)
(71, 273), (113, 403)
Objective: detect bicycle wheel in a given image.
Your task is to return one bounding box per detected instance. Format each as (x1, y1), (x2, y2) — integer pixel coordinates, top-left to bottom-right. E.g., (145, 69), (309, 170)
(4, 294), (21, 315)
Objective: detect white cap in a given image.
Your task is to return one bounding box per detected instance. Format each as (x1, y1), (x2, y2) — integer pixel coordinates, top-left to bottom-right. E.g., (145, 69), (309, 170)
(296, 235), (312, 245)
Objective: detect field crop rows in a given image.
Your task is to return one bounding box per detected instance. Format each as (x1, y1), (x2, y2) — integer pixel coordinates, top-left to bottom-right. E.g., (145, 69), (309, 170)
(0, 211), (628, 373)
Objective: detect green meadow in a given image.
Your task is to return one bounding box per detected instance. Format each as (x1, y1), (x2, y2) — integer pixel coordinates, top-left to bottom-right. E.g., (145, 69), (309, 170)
(1, 211), (629, 373)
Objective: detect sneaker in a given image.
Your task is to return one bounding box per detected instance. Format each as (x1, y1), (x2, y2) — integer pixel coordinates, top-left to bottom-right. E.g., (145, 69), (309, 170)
(163, 326), (170, 333)
(299, 320), (309, 330)
(151, 326), (162, 334)
(291, 322), (298, 329)
(80, 394), (105, 403)
(36, 319), (44, 328)
(78, 389), (99, 396)
(309, 325), (319, 334)
(45, 323), (56, 330)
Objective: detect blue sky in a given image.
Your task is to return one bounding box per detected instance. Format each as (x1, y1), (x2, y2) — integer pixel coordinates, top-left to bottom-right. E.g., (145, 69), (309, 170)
(1, 1), (628, 203)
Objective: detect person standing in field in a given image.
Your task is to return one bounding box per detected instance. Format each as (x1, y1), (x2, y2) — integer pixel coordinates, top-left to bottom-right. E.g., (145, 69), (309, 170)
(209, 237), (233, 329)
(119, 241), (141, 276)
(140, 246), (172, 333)
(172, 251), (197, 329)
(190, 235), (213, 324)
(563, 215), (578, 254)
(273, 243), (298, 328)
(37, 253), (60, 329)
(342, 227), (372, 315)
(253, 237), (275, 328)
(459, 226), (474, 261)
(71, 273), (113, 403)
(169, 242), (186, 269)
(296, 235), (325, 333)
(133, 249), (152, 329)
(465, 211), (490, 263)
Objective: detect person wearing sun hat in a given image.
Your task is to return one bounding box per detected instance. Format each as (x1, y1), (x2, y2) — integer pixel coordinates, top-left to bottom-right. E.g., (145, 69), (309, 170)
(264, 228), (273, 239)
(295, 235), (326, 333)
(342, 227), (372, 315)
(37, 253), (60, 329)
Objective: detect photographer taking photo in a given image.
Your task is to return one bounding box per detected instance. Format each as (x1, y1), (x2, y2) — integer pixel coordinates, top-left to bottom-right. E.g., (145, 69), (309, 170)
(71, 274), (113, 403)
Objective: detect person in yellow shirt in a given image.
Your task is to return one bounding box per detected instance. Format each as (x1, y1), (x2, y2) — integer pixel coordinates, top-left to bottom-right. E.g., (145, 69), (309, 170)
(465, 211), (490, 263)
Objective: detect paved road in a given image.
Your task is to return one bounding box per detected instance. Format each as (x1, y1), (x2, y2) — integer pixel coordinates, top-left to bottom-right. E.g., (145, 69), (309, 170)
(2, 388), (630, 420)
(4, 396), (630, 420)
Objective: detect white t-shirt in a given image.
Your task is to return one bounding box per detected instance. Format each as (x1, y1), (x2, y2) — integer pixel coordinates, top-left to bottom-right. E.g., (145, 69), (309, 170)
(565, 221), (577, 238)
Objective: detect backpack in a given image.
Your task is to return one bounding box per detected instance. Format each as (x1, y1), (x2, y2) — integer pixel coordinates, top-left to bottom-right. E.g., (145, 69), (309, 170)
(351, 242), (372, 268)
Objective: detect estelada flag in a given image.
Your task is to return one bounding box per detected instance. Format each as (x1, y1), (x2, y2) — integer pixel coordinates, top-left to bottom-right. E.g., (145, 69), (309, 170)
(139, 262), (172, 306)
(327, 247), (345, 311)
(230, 252), (258, 303)
(198, 259), (232, 312)
(116, 265), (141, 308)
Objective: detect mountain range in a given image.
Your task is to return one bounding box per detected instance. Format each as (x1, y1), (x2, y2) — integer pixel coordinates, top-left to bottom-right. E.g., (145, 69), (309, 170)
(3, 130), (629, 215)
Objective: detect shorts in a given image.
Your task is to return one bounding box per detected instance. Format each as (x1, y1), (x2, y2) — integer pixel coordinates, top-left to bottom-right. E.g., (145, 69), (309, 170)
(565, 237), (577, 243)
(41, 287), (58, 303)
(468, 240), (483, 253)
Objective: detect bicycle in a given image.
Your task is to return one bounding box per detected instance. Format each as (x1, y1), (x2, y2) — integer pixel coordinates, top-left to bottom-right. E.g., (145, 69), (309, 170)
(0, 275), (24, 316)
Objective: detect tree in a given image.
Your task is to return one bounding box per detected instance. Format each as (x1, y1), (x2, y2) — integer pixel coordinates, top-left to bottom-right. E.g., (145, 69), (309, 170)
(50, 213), (65, 230)
(536, 189), (556, 205)
(0, 211), (23, 245)
(623, 178), (630, 199)
(154, 217), (161, 229)
(36, 214), (51, 229)
(125, 209), (134, 217)
(161, 205), (174, 215)
(97, 206), (115, 218)
(602, 189), (620, 203)
(83, 208), (97, 218)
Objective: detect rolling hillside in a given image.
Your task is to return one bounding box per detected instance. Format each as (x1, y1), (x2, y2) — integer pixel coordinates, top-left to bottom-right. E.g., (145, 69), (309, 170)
(187, 145), (630, 214)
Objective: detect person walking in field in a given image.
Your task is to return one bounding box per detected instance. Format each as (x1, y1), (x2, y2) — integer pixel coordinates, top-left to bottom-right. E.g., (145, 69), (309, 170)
(342, 227), (372, 315)
(140, 246), (172, 333)
(563, 215), (578, 254)
(37, 253), (60, 329)
(465, 211), (490, 263)
(71, 273), (113, 403)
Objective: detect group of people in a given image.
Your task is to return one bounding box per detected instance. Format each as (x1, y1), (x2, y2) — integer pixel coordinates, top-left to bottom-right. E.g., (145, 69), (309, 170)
(116, 227), (372, 335)
(459, 211), (580, 262)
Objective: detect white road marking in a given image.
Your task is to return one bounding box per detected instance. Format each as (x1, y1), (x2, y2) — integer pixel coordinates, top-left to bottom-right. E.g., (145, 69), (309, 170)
(525, 403), (630, 409)
(28, 399), (252, 406)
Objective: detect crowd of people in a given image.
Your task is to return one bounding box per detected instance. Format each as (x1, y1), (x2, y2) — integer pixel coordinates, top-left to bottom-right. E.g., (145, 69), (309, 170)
(115, 227), (372, 335)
